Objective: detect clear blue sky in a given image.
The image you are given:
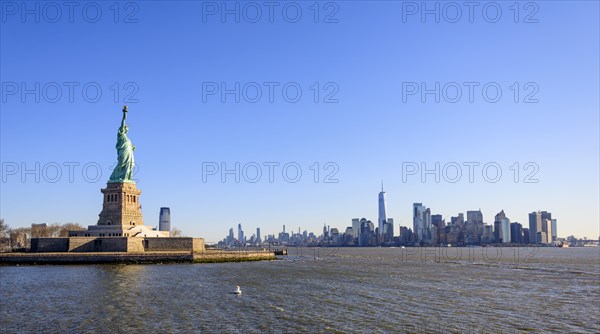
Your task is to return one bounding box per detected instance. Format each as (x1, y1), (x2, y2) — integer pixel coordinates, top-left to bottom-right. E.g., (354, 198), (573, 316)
(1, 1), (598, 242)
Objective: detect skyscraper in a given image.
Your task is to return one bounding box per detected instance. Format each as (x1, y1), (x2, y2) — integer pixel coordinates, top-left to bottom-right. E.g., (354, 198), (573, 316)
(279, 225), (290, 242)
(352, 218), (360, 239)
(359, 219), (375, 247)
(256, 228), (261, 244)
(466, 210), (483, 244)
(494, 210), (506, 242)
(541, 211), (552, 222)
(431, 214), (444, 229)
(510, 222), (523, 243)
(522, 228), (530, 243)
(542, 219), (552, 244)
(384, 218), (394, 242)
(399, 226), (411, 244)
(551, 219), (557, 242)
(359, 218), (367, 235)
(467, 210), (484, 225)
(482, 224), (494, 243)
(413, 203), (432, 243)
(451, 213), (464, 226)
(378, 182), (387, 236)
(238, 223), (244, 242)
(538, 231), (548, 244)
(159, 207), (171, 232)
(344, 227), (354, 246)
(541, 211), (552, 242)
(501, 217), (511, 243)
(528, 211), (551, 244)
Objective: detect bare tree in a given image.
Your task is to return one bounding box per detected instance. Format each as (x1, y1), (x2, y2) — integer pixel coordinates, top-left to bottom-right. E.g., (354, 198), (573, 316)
(58, 223), (85, 237)
(46, 223), (62, 237)
(2, 222), (91, 251)
(0, 219), (9, 252)
(9, 227), (31, 250)
(171, 228), (184, 237)
(0, 218), (7, 238)
(31, 223), (50, 238)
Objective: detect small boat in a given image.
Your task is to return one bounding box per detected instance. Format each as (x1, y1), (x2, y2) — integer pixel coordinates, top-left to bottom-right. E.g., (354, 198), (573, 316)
(233, 286), (242, 295)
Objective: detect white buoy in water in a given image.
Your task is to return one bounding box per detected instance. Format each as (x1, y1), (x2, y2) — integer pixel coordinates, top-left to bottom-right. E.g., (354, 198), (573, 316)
(233, 285), (242, 295)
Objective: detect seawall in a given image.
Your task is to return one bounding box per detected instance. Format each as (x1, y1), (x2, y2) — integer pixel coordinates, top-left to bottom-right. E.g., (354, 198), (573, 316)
(0, 250), (276, 265)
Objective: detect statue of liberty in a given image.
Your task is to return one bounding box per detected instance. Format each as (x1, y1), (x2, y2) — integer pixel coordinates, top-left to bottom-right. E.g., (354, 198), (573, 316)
(109, 106), (135, 183)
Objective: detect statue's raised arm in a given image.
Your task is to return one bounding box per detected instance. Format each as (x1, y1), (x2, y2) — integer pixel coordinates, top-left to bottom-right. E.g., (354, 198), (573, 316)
(120, 105), (128, 129)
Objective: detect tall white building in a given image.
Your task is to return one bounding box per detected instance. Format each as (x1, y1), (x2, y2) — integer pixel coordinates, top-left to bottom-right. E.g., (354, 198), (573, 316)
(378, 182), (387, 236)
(551, 219), (557, 241)
(542, 219), (553, 244)
(538, 231), (548, 244)
(501, 217), (511, 243)
(352, 218), (360, 239)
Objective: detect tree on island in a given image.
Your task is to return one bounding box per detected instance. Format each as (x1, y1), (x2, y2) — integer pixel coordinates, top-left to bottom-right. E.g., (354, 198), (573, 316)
(0, 219), (7, 238)
(30, 222), (86, 238)
(171, 228), (184, 237)
(58, 223), (85, 237)
(1, 222), (86, 251)
(9, 227), (30, 250)
(0, 219), (9, 251)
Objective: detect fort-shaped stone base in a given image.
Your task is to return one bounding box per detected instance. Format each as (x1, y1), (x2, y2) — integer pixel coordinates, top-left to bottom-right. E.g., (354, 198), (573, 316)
(30, 237), (205, 253)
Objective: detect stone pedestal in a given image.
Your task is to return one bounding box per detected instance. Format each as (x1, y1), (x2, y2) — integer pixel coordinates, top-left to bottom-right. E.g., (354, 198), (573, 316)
(69, 181), (168, 238)
(98, 182), (144, 228)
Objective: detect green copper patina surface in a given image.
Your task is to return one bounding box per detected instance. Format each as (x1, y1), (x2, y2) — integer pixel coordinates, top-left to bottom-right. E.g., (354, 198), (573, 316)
(108, 106), (136, 183)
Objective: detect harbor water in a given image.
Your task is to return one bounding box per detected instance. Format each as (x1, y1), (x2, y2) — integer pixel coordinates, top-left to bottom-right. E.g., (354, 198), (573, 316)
(1, 247), (598, 333)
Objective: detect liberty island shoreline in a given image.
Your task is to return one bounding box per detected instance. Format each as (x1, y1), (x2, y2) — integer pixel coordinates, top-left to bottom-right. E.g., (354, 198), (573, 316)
(0, 249), (279, 265)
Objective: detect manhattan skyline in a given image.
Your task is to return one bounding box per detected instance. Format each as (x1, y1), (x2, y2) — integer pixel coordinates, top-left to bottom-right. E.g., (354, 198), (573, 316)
(218, 184), (570, 247)
(1, 2), (598, 242)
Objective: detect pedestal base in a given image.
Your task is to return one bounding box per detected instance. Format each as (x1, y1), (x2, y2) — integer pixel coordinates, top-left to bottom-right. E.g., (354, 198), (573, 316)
(98, 182), (144, 228)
